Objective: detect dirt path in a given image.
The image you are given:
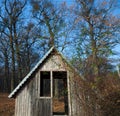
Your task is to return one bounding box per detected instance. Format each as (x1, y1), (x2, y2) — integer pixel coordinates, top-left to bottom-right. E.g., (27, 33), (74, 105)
(0, 93), (15, 116)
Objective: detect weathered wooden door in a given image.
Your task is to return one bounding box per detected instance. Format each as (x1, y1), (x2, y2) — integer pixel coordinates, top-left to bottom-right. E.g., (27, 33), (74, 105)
(35, 98), (52, 116)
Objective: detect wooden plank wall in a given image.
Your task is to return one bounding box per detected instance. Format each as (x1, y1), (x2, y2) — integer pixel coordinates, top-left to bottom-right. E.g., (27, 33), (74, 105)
(34, 99), (52, 116)
(15, 72), (40, 116)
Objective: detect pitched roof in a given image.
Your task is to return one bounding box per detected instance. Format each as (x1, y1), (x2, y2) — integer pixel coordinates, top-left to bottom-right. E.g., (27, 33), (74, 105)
(8, 46), (54, 98)
(8, 46), (84, 98)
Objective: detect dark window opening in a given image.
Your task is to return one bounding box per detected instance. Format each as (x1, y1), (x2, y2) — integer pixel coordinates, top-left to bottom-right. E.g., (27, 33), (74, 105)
(52, 71), (68, 115)
(40, 71), (51, 97)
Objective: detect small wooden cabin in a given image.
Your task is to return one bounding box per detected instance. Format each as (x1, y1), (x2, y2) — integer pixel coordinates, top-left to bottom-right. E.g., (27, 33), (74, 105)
(8, 47), (82, 116)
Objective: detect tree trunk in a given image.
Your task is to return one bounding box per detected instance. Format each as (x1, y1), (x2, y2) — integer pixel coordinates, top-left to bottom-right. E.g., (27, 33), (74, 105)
(10, 33), (15, 91)
(44, 15), (55, 47)
(89, 22), (99, 78)
(14, 24), (22, 83)
(4, 50), (9, 92)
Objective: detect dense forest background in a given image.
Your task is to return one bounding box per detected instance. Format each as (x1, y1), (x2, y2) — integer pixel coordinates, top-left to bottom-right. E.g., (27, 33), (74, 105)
(0, 0), (120, 115)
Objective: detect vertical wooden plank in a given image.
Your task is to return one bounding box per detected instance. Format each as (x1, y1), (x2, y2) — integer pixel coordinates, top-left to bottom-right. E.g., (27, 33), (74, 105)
(51, 71), (53, 98)
(22, 90), (24, 116)
(30, 80), (33, 116)
(26, 87), (28, 116)
(16, 97), (18, 116)
(21, 91), (23, 115)
(15, 98), (17, 116)
(69, 71), (74, 116)
(18, 93), (21, 116)
(18, 95), (20, 116)
(24, 88), (26, 116)
(22, 89), (26, 116)
(27, 87), (30, 116)
(28, 88), (31, 116)
(26, 84), (30, 116)
(36, 72), (39, 97)
(51, 71), (53, 116)
(21, 93), (23, 115)
(67, 71), (71, 116)
(33, 75), (37, 115)
(24, 87), (27, 116)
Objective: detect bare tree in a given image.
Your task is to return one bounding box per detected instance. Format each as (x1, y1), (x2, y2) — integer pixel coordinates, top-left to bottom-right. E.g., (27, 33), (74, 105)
(73, 0), (120, 78)
(0, 0), (27, 90)
(30, 0), (68, 50)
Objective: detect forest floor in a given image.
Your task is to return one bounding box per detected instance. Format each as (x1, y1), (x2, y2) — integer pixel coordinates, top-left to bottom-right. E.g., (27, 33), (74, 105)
(0, 93), (15, 116)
